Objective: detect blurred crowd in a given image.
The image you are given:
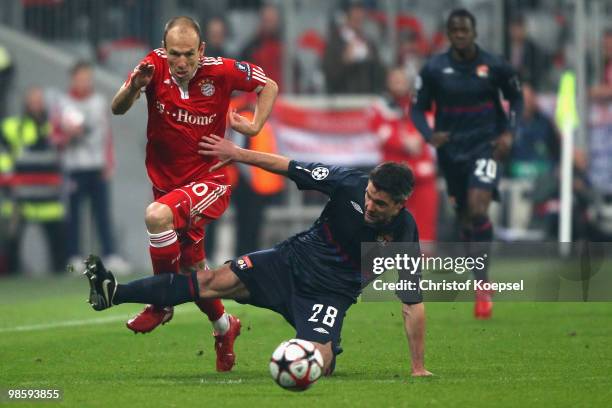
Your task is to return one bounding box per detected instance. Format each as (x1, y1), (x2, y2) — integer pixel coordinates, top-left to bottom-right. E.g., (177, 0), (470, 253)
(1, 0), (612, 275)
(0, 57), (131, 276)
(12, 0), (606, 94)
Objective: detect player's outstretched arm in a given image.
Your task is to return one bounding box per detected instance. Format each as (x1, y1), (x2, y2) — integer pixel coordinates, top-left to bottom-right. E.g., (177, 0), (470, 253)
(402, 302), (432, 377)
(111, 62), (154, 115)
(199, 134), (290, 175)
(229, 79), (278, 136)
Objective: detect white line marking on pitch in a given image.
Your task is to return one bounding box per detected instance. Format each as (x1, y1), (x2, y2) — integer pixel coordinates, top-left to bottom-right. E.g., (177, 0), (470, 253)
(0, 305), (244, 333)
(0, 314), (136, 333)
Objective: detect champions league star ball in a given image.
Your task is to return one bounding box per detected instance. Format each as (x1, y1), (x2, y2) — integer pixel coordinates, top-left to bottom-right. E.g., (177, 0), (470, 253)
(269, 339), (324, 391)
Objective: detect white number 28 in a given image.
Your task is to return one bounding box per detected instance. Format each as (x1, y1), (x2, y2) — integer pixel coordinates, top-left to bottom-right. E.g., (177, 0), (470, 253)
(308, 304), (338, 327)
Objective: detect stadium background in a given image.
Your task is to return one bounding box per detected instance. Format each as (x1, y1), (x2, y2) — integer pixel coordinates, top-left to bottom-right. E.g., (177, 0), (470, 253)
(1, 0), (611, 273)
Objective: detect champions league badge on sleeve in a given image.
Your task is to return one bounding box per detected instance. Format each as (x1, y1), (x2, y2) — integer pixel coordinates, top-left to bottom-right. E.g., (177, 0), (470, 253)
(234, 61), (252, 80)
(311, 167), (329, 181)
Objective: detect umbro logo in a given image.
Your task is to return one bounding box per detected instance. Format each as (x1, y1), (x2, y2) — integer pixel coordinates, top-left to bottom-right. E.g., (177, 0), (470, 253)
(443, 67), (454, 74)
(163, 79), (171, 84)
(477, 175), (494, 183)
(313, 327), (329, 334)
(351, 201), (363, 214)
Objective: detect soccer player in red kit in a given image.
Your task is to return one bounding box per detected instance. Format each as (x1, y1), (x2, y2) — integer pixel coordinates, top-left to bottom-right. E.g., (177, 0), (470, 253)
(110, 16), (278, 371)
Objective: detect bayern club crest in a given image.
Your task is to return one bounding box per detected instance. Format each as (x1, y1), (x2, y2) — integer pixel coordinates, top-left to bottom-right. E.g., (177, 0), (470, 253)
(199, 79), (215, 96)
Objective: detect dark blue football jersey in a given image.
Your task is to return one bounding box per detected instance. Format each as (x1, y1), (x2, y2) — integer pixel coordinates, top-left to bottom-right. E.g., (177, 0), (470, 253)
(411, 46), (523, 162)
(276, 160), (420, 301)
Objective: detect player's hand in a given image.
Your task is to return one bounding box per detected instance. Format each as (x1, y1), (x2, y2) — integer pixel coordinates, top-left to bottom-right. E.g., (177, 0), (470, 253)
(430, 131), (450, 148)
(129, 62), (155, 90)
(411, 368), (433, 377)
(492, 131), (513, 161)
(229, 109), (259, 136)
(198, 134), (240, 171)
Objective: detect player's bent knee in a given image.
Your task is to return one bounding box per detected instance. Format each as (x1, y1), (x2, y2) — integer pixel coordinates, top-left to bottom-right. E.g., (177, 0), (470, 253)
(195, 264), (247, 299)
(467, 192), (492, 218)
(145, 202), (174, 232)
(468, 203), (489, 221)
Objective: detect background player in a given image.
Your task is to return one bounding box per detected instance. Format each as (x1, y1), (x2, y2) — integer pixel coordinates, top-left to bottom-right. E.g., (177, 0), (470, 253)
(84, 134), (431, 378)
(110, 16), (278, 371)
(410, 9), (523, 319)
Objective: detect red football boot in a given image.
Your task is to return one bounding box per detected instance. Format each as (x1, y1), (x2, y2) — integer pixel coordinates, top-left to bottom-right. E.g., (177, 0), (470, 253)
(474, 289), (493, 319)
(214, 315), (241, 372)
(126, 305), (174, 333)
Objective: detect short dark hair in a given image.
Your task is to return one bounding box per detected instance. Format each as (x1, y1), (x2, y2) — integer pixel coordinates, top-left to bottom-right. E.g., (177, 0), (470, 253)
(163, 16), (202, 47)
(446, 8), (477, 30)
(70, 59), (92, 76)
(369, 162), (414, 204)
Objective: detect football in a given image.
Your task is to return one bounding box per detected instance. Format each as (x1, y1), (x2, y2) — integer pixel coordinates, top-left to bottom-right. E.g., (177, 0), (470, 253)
(269, 339), (324, 391)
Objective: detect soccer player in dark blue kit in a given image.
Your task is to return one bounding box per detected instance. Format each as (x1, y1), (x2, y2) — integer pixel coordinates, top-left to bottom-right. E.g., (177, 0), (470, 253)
(84, 134), (431, 377)
(410, 9), (523, 319)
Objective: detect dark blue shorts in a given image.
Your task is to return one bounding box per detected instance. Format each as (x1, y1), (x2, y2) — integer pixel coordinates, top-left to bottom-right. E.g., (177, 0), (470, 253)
(229, 248), (352, 356)
(439, 156), (501, 211)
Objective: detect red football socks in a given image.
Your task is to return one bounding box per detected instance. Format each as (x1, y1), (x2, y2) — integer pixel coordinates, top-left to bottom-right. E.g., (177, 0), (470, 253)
(195, 298), (226, 322)
(149, 230), (181, 275)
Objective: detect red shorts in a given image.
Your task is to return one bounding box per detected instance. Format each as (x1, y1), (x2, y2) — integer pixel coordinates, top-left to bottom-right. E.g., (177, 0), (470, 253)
(153, 180), (231, 265)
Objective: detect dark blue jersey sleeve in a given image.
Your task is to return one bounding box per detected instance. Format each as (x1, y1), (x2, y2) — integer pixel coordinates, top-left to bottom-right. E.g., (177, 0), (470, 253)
(496, 61), (523, 134)
(287, 160), (358, 196)
(411, 64), (435, 141)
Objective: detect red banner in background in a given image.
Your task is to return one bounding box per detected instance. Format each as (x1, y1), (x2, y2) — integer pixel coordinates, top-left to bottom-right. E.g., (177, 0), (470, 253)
(273, 98), (382, 167)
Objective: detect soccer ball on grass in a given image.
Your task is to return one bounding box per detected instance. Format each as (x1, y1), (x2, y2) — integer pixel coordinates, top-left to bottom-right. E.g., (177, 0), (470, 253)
(269, 339), (324, 391)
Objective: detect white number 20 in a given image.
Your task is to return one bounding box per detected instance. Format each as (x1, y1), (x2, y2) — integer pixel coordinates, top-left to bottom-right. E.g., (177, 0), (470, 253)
(308, 304), (338, 327)
(474, 159), (497, 180)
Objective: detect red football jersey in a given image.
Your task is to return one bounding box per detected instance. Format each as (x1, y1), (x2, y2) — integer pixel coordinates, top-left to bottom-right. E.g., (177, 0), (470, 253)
(131, 49), (267, 192)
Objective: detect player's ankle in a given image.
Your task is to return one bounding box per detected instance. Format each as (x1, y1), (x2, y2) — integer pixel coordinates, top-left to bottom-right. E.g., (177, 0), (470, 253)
(213, 313), (230, 335)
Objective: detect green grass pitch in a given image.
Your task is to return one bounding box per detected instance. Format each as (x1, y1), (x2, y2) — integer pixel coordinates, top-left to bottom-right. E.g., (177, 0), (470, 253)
(1, 273), (611, 407)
